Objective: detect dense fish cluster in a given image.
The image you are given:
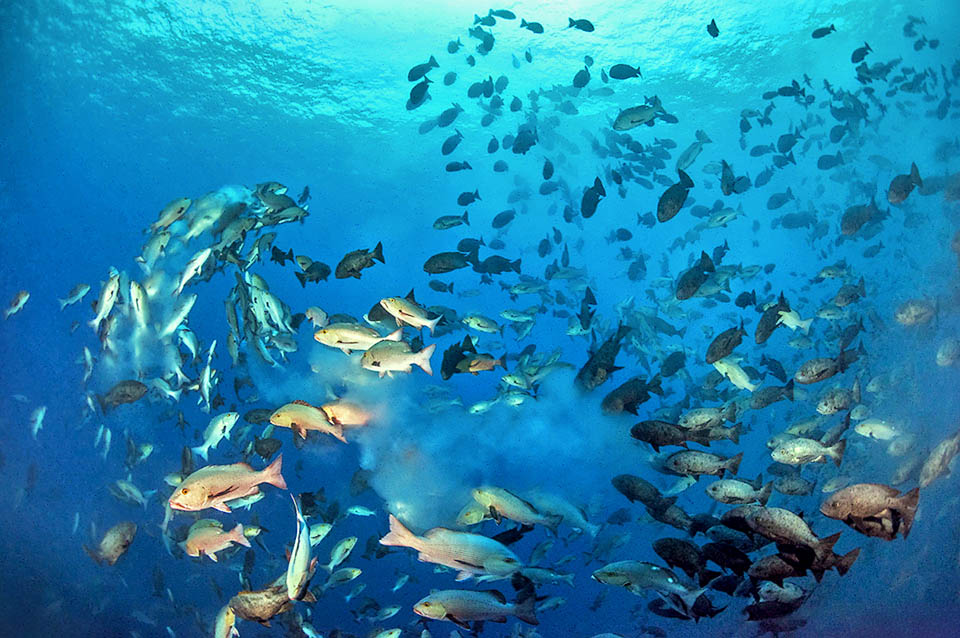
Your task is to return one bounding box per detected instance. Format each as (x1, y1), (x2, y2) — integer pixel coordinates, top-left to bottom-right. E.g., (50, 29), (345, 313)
(6, 6), (960, 638)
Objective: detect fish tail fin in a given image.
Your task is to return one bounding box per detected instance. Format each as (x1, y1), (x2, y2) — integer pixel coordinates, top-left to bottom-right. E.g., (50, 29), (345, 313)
(819, 531), (842, 557)
(728, 423), (742, 445)
(385, 327), (404, 342)
(331, 423), (348, 444)
(232, 523), (251, 547)
(373, 241), (385, 264)
(58, 298), (68, 311)
(513, 594), (539, 625)
(910, 161), (922, 186)
(699, 569), (722, 587)
(262, 454), (287, 489)
(190, 444), (209, 461)
(830, 439), (846, 467)
(800, 318), (813, 334)
(758, 481), (773, 506)
(835, 547), (860, 576)
(426, 315), (441, 335)
(295, 271), (307, 288)
(82, 544), (102, 565)
(416, 343), (437, 376)
(726, 452), (744, 476)
(545, 514), (563, 534)
(783, 379), (795, 401)
(899, 487), (920, 538)
(512, 258), (522, 274)
(567, 17), (575, 28)
(463, 210), (470, 225)
(429, 54), (438, 67)
(380, 514), (420, 549)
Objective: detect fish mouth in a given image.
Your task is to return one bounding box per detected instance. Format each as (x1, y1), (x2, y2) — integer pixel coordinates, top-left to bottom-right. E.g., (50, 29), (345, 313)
(168, 500), (189, 511)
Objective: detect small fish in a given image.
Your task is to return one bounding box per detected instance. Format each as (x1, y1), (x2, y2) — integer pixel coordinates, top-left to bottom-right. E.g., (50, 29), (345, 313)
(706, 19), (719, 37)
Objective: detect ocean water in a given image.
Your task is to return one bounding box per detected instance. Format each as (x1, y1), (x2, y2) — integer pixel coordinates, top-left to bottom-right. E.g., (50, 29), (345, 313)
(1, 1), (960, 637)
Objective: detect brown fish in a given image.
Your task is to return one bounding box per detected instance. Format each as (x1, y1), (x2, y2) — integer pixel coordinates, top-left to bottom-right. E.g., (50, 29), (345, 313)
(705, 320), (745, 364)
(840, 198), (880, 235)
(820, 483), (919, 540)
(755, 293), (789, 344)
(99, 380), (148, 412)
(575, 324), (631, 392)
(887, 162), (922, 204)
(335, 241), (384, 279)
(676, 251), (715, 300)
(657, 170), (694, 222)
(601, 375), (663, 415)
(84, 521), (137, 566)
(918, 428), (960, 488)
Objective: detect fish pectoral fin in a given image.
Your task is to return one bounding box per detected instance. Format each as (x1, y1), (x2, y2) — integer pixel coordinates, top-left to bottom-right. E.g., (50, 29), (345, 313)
(207, 552), (218, 563)
(212, 502), (232, 513)
(455, 571), (473, 581)
(489, 505), (502, 524)
(454, 559), (484, 569)
(448, 615), (472, 630)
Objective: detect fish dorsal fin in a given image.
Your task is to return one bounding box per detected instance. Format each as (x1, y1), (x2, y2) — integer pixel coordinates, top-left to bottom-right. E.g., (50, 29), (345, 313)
(292, 399), (314, 408)
(483, 589), (507, 604)
(405, 288), (417, 303)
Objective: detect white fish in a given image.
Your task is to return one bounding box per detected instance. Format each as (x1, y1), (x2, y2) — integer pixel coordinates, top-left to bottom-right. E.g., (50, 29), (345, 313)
(58, 283), (90, 311)
(286, 495), (311, 601)
(158, 293), (197, 338)
(88, 273), (120, 332)
(29, 405), (46, 440)
(173, 248), (212, 297)
(191, 412), (239, 461)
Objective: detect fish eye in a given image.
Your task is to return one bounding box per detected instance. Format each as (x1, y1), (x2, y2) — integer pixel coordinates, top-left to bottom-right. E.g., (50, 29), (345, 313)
(181, 488), (189, 495)
(422, 602), (431, 607)
(503, 557), (516, 563)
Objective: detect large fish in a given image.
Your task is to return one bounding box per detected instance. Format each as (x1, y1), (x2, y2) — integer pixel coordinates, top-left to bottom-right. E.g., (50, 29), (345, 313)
(168, 455), (286, 513)
(379, 514), (521, 579)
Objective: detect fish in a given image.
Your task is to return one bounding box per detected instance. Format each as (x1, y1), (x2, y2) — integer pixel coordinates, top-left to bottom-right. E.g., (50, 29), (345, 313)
(88, 274), (119, 331)
(707, 477), (773, 505)
(168, 455), (286, 513)
(335, 241), (384, 279)
(180, 520), (251, 561)
(213, 605), (238, 638)
(887, 162), (923, 204)
(665, 450), (743, 478)
(270, 401), (347, 443)
(414, 589), (538, 628)
(286, 495), (311, 600)
(771, 437), (846, 467)
(520, 19), (544, 34)
(820, 483), (919, 540)
(918, 428), (960, 488)
(433, 211), (469, 229)
(705, 320), (745, 364)
(676, 251), (714, 300)
(812, 24), (836, 38)
(361, 340), (436, 377)
(408, 55), (438, 82)
(99, 380), (148, 412)
(314, 323), (403, 355)
(601, 375), (663, 415)
(380, 294), (441, 333)
(379, 514), (521, 579)
(471, 487), (562, 531)
(575, 324), (631, 391)
(568, 17), (594, 31)
(84, 521), (136, 566)
(58, 284), (90, 311)
(192, 412), (240, 461)
(706, 19), (719, 37)
(173, 247), (212, 296)
(613, 96), (665, 131)
(657, 170), (694, 222)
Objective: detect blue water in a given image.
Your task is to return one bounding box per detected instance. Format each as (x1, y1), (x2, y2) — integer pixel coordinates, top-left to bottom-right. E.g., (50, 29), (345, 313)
(1, 1), (960, 637)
